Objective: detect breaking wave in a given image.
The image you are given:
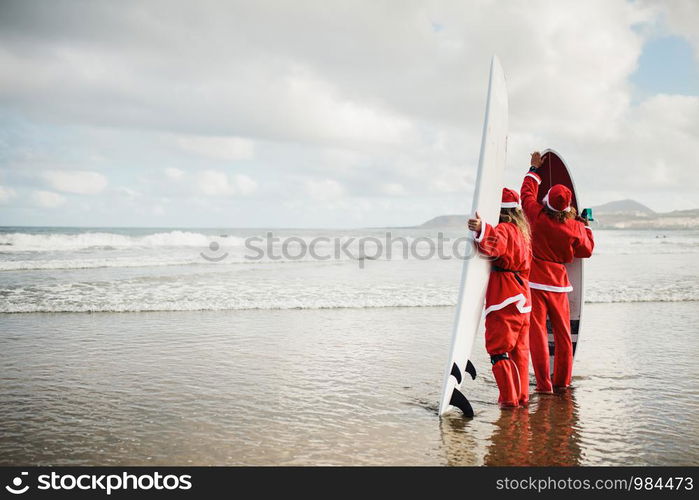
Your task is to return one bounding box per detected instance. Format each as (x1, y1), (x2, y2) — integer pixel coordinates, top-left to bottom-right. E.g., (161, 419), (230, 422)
(0, 231), (243, 252)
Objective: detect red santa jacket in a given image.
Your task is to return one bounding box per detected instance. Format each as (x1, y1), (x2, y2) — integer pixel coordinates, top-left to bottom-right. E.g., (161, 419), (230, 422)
(474, 221), (532, 316)
(520, 171), (595, 292)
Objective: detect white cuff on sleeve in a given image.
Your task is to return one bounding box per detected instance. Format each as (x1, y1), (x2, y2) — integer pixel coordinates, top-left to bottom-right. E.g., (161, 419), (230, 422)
(525, 172), (541, 185)
(473, 222), (486, 243)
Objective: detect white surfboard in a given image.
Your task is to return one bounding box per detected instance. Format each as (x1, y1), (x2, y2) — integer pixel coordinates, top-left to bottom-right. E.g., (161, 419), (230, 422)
(438, 56), (508, 417)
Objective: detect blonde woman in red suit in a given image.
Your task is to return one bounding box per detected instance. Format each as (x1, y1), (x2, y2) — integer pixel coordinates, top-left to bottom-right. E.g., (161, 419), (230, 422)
(468, 188), (532, 407)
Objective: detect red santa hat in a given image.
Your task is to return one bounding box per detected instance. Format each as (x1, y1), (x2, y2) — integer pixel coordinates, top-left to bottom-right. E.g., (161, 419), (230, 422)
(501, 187), (521, 208)
(543, 184), (572, 212)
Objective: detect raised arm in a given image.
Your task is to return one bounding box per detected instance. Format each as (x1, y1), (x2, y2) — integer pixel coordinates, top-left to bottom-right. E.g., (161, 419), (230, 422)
(520, 151), (543, 220)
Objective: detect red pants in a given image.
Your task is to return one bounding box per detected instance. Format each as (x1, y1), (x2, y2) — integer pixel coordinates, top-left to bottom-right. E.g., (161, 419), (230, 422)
(529, 289), (572, 391)
(485, 303), (530, 407)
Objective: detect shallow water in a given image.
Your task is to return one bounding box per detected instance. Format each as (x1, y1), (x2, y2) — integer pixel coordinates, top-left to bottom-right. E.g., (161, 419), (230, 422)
(1, 301), (697, 466)
(2, 227), (697, 465)
(2, 228), (698, 313)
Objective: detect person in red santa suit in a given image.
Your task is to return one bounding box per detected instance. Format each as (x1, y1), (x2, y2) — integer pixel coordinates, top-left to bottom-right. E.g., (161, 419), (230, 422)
(521, 151), (594, 393)
(467, 188), (532, 408)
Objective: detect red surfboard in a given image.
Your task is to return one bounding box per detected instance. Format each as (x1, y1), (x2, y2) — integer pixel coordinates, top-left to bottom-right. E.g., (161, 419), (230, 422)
(535, 149), (584, 374)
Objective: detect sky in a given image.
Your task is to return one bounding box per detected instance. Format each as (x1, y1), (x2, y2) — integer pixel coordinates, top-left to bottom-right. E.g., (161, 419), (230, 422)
(0, 0), (698, 228)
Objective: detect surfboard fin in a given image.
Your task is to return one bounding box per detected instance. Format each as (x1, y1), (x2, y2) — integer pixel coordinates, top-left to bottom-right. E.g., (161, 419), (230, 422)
(449, 388), (474, 418)
(450, 362), (462, 384)
(466, 360), (477, 380)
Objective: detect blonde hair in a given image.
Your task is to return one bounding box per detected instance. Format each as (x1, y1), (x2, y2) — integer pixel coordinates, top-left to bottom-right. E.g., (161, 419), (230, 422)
(500, 207), (531, 243)
(543, 205), (577, 223)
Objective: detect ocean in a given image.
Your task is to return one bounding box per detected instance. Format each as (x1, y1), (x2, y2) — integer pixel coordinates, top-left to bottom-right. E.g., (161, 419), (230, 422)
(1, 226), (698, 465)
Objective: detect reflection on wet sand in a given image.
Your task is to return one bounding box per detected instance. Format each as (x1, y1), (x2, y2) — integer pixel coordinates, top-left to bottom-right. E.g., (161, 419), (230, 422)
(439, 413), (482, 466)
(2, 301), (697, 465)
(525, 390), (581, 466)
(441, 389), (581, 466)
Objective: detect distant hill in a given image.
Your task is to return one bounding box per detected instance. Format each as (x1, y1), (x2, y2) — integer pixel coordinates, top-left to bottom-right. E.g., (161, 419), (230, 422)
(591, 199), (655, 216)
(664, 208), (699, 217)
(420, 215), (468, 228)
(589, 200), (699, 229)
(419, 200), (699, 229)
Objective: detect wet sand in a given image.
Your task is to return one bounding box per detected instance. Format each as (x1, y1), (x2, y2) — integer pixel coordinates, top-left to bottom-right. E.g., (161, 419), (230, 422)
(1, 300), (697, 466)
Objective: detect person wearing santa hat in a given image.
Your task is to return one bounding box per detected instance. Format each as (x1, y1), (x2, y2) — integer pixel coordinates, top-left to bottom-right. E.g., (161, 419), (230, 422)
(521, 151), (595, 394)
(467, 188), (532, 407)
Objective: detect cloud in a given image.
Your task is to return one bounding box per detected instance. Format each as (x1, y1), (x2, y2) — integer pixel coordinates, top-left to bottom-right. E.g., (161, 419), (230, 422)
(197, 170), (234, 196)
(175, 135), (255, 161)
(164, 167), (185, 181)
(0, 0), (697, 226)
(196, 170), (257, 196)
(646, 0), (699, 57)
(280, 68), (415, 146)
(42, 170), (107, 194)
(305, 178), (345, 201)
(115, 186), (139, 200)
(32, 190), (66, 208)
(598, 93), (699, 191)
(234, 174), (257, 195)
(381, 183), (407, 196)
(0, 185), (17, 204)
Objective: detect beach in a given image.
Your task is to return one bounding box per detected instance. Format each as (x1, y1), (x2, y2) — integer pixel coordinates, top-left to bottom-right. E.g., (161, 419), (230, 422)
(1, 228), (698, 465)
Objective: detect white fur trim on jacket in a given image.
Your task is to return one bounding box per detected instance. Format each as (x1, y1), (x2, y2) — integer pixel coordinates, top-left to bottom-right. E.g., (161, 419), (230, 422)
(529, 282), (574, 293)
(525, 172), (541, 184)
(473, 221), (486, 243)
(484, 293), (532, 316)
